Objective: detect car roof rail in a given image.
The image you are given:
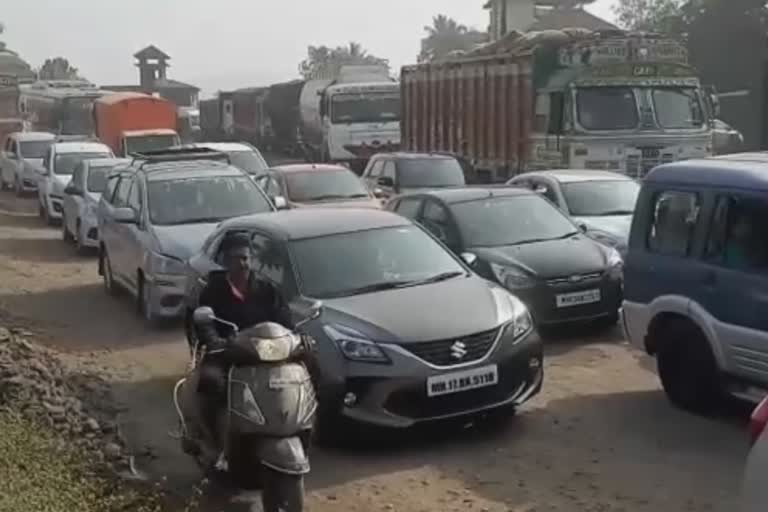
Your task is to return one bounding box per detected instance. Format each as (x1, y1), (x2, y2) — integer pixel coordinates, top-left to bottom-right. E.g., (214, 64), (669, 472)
(130, 147), (231, 169)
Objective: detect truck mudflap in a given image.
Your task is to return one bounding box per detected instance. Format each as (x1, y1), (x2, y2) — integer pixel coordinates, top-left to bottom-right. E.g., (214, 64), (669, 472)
(257, 436), (310, 475)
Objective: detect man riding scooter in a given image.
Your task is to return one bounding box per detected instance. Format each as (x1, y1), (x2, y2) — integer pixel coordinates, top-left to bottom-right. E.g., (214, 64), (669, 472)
(194, 232), (293, 465)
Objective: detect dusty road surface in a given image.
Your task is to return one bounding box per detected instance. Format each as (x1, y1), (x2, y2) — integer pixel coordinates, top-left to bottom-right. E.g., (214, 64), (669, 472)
(0, 190), (750, 512)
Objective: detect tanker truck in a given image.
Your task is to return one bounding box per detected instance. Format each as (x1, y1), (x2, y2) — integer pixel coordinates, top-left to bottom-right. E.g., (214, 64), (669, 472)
(401, 29), (716, 182)
(234, 65), (400, 170)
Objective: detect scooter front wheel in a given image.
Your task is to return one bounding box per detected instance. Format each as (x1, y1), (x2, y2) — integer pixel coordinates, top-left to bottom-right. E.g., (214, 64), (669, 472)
(261, 466), (304, 512)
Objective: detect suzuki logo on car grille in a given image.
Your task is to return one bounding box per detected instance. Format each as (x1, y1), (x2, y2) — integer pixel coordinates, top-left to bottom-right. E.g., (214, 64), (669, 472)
(450, 341), (468, 360)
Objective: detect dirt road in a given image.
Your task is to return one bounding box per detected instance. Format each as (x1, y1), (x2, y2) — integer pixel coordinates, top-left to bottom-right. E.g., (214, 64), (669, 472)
(0, 190), (749, 512)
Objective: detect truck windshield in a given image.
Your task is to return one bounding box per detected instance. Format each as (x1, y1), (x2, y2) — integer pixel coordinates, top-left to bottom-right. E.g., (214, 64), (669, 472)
(60, 98), (96, 135)
(126, 135), (179, 154)
(576, 87), (639, 131)
(20, 140), (53, 159)
(331, 93), (400, 124)
(650, 87), (704, 129)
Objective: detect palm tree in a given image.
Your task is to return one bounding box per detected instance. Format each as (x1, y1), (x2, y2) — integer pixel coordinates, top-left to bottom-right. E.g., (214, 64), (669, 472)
(419, 15), (488, 62)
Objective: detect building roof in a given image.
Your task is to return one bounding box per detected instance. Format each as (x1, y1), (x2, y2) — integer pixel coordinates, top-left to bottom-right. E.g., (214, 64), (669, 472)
(528, 7), (618, 31)
(222, 208), (410, 241)
(154, 78), (200, 91)
(400, 186), (533, 204)
(134, 45), (170, 60)
(514, 169), (634, 183)
(645, 154), (768, 191)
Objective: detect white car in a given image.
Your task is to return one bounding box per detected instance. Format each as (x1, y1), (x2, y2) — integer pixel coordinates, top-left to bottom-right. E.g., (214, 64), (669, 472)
(186, 142), (268, 176)
(0, 131), (55, 195)
(61, 157), (130, 253)
(742, 396), (768, 512)
(37, 141), (113, 224)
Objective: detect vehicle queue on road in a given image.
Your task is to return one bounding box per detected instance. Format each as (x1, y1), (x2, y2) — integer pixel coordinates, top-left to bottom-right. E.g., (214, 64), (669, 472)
(3, 130), (768, 509)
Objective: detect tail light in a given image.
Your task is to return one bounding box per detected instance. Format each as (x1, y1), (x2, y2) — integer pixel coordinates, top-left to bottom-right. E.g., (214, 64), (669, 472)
(749, 395), (768, 445)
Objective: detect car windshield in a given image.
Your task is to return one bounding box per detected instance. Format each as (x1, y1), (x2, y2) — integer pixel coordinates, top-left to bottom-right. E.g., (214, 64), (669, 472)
(576, 87), (639, 131)
(290, 225), (465, 298)
(147, 175), (272, 225)
(284, 169), (370, 202)
(126, 135), (178, 154)
(20, 140), (53, 159)
(562, 180), (640, 217)
(399, 159), (466, 188)
(86, 165), (113, 193)
(454, 195), (579, 247)
(228, 150), (268, 174)
(54, 152), (111, 175)
(331, 92), (400, 124)
(650, 87), (704, 129)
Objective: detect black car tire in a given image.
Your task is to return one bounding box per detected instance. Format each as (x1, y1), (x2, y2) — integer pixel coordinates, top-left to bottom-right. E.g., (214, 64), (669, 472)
(14, 176), (23, 197)
(657, 319), (721, 414)
(137, 275), (157, 325)
(261, 467), (304, 512)
(61, 214), (73, 243)
(103, 251), (119, 296)
(75, 220), (88, 255)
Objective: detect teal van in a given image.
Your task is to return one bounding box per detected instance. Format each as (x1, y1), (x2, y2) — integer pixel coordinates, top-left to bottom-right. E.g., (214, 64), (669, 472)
(622, 153), (768, 412)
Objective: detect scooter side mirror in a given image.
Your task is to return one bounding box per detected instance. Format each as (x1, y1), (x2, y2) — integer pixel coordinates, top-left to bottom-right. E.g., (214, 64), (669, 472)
(193, 306), (215, 324)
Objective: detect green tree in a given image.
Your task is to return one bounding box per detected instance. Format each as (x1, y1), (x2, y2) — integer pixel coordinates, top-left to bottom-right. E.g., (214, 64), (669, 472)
(38, 57), (82, 80)
(613, 0), (684, 32)
(419, 14), (489, 62)
(298, 42), (389, 79)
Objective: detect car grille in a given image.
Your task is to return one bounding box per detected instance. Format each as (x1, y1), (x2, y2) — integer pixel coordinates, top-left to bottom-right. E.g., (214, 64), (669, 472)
(545, 271), (604, 287)
(626, 151), (675, 178)
(397, 327), (499, 367)
(384, 358), (530, 419)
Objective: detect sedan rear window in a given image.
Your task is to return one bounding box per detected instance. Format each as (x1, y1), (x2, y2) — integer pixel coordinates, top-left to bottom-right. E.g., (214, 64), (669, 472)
(284, 169), (370, 202)
(398, 159), (466, 188)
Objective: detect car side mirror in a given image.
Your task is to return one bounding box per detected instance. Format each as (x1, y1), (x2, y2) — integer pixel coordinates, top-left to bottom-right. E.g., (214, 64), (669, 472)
(372, 187), (386, 198)
(460, 252), (478, 267)
(113, 207), (138, 224)
(64, 183), (82, 196)
(377, 176), (394, 188)
(273, 195), (288, 210)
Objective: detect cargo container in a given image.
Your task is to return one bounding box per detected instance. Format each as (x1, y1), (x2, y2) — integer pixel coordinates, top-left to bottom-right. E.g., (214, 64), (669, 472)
(402, 29), (717, 182)
(93, 92), (180, 156)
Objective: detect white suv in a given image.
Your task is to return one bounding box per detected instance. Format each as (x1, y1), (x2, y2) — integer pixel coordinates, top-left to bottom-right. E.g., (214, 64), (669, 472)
(0, 131), (55, 195)
(37, 140), (113, 224)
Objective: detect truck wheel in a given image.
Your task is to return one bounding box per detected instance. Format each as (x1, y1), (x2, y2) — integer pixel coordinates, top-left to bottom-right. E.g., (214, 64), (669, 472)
(657, 319), (721, 414)
(261, 467), (304, 512)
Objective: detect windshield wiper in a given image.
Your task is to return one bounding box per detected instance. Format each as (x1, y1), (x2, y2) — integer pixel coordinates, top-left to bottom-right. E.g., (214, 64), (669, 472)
(556, 231), (580, 239)
(327, 280), (416, 297)
(310, 194), (348, 201)
(163, 216), (223, 225)
(409, 271), (465, 285)
(596, 209), (634, 216)
(345, 193), (372, 198)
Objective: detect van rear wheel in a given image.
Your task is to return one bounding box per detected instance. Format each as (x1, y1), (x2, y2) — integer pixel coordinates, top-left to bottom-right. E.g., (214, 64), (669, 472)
(657, 320), (721, 414)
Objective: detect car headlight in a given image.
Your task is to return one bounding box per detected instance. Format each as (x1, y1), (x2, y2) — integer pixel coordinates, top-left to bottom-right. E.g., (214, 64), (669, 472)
(149, 252), (186, 276)
(606, 247), (623, 280)
(323, 324), (391, 364)
(492, 288), (533, 339)
(490, 262), (535, 288)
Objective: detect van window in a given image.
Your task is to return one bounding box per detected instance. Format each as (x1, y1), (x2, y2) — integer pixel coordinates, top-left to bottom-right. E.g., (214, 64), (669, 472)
(114, 176), (133, 207)
(705, 195), (768, 271)
(647, 190), (700, 257)
(104, 175), (121, 204)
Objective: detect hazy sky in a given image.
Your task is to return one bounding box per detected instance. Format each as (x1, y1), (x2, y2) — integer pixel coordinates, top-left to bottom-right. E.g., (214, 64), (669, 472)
(2, 0), (616, 97)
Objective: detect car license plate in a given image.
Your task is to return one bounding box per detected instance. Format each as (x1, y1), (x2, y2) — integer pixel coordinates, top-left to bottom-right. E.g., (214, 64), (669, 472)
(556, 289), (601, 308)
(427, 365), (498, 397)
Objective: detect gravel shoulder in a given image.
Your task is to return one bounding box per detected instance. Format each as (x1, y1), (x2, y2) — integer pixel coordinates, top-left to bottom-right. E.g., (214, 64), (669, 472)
(0, 191), (749, 512)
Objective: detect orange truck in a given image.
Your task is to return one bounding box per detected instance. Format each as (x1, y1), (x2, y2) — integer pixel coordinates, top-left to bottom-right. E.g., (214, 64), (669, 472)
(94, 92), (180, 156)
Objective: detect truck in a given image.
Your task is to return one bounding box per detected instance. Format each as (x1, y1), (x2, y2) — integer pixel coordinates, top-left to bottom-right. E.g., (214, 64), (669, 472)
(228, 66), (401, 170)
(93, 92), (181, 156)
(401, 29), (716, 182)
(0, 74), (25, 143)
(20, 80), (105, 136)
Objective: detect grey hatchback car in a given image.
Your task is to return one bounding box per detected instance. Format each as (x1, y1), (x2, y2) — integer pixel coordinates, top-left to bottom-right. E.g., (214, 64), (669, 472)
(184, 208), (543, 430)
(98, 148), (275, 323)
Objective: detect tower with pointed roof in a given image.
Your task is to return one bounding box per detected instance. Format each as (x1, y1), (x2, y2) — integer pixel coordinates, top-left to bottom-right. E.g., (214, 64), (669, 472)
(134, 44), (171, 91)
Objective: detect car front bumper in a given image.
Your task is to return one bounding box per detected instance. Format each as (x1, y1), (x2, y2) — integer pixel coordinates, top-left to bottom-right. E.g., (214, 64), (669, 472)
(47, 195), (64, 219)
(145, 273), (188, 319)
(325, 327), (543, 429)
(511, 274), (622, 327)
